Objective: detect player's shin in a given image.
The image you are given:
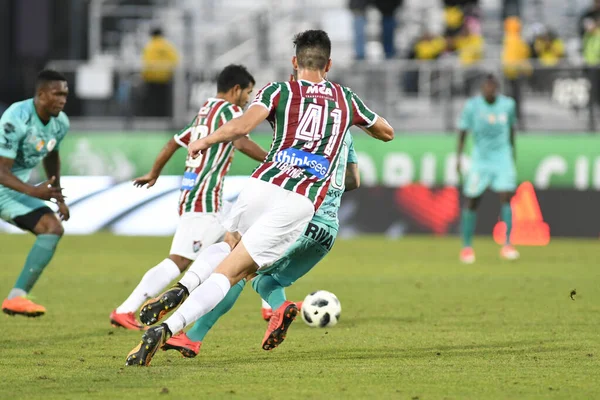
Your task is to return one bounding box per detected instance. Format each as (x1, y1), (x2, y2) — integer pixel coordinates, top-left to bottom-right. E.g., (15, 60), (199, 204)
(186, 279), (246, 342)
(178, 242), (231, 292)
(10, 234), (61, 298)
(164, 273), (231, 335)
(461, 209), (477, 248)
(501, 203), (513, 245)
(252, 275), (286, 310)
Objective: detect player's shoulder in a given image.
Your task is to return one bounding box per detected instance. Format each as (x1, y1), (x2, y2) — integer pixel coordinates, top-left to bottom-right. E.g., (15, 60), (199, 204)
(466, 95), (482, 107)
(499, 94), (516, 107)
(221, 101), (244, 118)
(2, 99), (34, 124)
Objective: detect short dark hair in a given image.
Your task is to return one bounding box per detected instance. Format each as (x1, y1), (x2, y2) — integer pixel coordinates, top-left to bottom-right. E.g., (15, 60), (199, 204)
(483, 73), (499, 84)
(293, 30), (332, 70)
(36, 69), (67, 90)
(151, 27), (163, 36)
(216, 65), (255, 93)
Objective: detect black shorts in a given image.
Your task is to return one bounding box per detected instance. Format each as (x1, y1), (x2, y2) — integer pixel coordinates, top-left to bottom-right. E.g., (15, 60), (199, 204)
(13, 206), (54, 233)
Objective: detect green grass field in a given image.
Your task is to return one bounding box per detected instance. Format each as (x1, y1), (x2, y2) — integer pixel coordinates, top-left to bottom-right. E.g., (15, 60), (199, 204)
(1, 234), (599, 399)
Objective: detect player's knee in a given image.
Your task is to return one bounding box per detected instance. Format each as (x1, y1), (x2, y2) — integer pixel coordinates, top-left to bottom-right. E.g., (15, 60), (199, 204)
(168, 254), (192, 272)
(223, 231), (241, 250)
(36, 214), (64, 236)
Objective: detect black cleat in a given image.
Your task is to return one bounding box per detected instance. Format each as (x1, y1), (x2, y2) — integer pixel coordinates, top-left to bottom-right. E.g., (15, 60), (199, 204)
(125, 324), (171, 366)
(139, 285), (188, 326)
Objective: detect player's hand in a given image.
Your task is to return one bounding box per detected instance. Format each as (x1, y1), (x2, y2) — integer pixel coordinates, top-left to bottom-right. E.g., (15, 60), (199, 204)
(188, 138), (210, 159)
(30, 176), (64, 202)
(57, 201), (70, 221)
(133, 172), (158, 188)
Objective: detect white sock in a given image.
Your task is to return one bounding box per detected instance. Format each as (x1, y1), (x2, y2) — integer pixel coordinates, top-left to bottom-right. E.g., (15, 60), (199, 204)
(116, 258), (180, 314)
(165, 273), (231, 335)
(261, 299), (271, 310)
(8, 288), (27, 300)
(179, 242), (231, 292)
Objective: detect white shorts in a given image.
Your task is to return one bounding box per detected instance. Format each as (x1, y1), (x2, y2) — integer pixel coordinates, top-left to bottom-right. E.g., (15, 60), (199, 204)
(221, 178), (314, 268)
(169, 212), (227, 260)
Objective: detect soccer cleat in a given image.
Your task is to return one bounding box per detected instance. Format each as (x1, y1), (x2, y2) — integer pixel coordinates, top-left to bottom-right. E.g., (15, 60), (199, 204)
(2, 297), (46, 317)
(125, 323), (171, 366)
(500, 245), (520, 260)
(162, 332), (201, 358)
(262, 301), (298, 351)
(261, 301), (302, 322)
(460, 247), (476, 264)
(110, 310), (146, 330)
(139, 285), (188, 326)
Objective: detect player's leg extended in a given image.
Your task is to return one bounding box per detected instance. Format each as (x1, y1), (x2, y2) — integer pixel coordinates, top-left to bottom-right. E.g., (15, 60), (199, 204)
(2, 198), (62, 317)
(110, 254), (190, 330)
(138, 232), (237, 326)
(125, 240), (258, 366)
(491, 160), (519, 259)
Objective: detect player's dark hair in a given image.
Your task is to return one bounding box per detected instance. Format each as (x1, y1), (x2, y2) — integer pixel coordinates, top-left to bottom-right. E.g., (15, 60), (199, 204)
(293, 30), (332, 70)
(483, 73), (499, 85)
(216, 64), (255, 93)
(150, 27), (163, 37)
(36, 69), (67, 90)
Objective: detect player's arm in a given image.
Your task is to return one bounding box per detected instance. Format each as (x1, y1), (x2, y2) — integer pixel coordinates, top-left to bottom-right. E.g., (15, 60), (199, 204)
(188, 106), (269, 158)
(232, 136), (268, 162)
(43, 150), (62, 190)
(351, 92), (394, 142)
(0, 156), (62, 201)
(510, 126), (516, 162)
(133, 138), (180, 188)
(456, 100), (473, 175)
(344, 163), (360, 191)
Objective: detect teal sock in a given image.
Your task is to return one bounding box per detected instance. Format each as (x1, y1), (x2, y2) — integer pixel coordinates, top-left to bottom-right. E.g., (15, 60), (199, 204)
(251, 274), (286, 310)
(501, 203), (513, 245)
(12, 234), (61, 295)
(186, 279), (246, 342)
(461, 209), (477, 248)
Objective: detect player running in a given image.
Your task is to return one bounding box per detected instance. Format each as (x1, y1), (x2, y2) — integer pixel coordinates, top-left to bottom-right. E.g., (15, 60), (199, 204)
(457, 74), (519, 264)
(0, 70), (70, 317)
(110, 65), (267, 329)
(125, 29), (394, 366)
(162, 132), (359, 357)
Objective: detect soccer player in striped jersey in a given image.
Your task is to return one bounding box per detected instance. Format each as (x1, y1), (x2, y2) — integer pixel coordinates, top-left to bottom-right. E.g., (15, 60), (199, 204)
(110, 65), (267, 330)
(126, 29), (394, 366)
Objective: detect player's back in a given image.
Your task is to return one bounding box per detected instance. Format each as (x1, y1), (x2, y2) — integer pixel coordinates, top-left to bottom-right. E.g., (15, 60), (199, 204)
(174, 98), (243, 215)
(464, 95), (515, 162)
(251, 80), (376, 208)
(0, 99), (69, 183)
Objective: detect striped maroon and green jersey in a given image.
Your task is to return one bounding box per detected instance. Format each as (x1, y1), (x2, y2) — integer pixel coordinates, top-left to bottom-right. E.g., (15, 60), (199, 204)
(249, 80), (378, 209)
(173, 98), (243, 215)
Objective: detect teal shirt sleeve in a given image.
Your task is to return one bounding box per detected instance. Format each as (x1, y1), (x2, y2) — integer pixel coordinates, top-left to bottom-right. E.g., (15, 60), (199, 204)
(457, 99), (473, 131)
(0, 110), (26, 159)
(347, 134), (358, 164)
(54, 112), (70, 150)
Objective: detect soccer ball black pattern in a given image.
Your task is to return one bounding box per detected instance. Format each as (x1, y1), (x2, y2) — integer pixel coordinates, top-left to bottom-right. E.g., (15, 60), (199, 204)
(301, 290), (341, 328)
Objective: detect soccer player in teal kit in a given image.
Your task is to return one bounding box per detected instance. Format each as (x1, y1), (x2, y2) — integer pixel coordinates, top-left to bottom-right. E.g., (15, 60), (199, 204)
(0, 70), (70, 316)
(456, 74), (519, 264)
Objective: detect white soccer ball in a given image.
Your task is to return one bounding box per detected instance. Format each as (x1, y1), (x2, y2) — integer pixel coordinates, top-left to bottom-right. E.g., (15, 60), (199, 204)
(301, 290), (341, 328)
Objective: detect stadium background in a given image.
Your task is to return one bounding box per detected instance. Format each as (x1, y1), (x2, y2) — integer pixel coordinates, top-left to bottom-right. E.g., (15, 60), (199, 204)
(0, 0), (598, 239)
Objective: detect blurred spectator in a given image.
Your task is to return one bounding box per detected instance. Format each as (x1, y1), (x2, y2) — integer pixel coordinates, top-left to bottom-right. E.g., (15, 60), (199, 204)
(403, 32), (446, 93)
(348, 0), (403, 60)
(454, 21), (484, 66)
(579, 0), (600, 37)
(582, 17), (600, 105)
(531, 29), (564, 67)
(443, 0), (480, 37)
(502, 0), (521, 20)
(502, 16), (530, 125)
(140, 28), (179, 117)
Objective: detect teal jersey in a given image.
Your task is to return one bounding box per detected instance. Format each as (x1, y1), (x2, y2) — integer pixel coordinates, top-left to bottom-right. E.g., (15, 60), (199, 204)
(0, 99), (70, 183)
(458, 95), (516, 163)
(313, 133), (357, 229)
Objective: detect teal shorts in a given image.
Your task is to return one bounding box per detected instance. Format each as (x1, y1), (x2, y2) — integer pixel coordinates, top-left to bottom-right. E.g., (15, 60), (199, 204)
(258, 219), (338, 288)
(463, 161), (517, 198)
(0, 187), (50, 224)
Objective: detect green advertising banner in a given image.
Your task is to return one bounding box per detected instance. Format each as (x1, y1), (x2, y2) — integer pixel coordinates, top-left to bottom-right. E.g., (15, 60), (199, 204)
(54, 132), (600, 190)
